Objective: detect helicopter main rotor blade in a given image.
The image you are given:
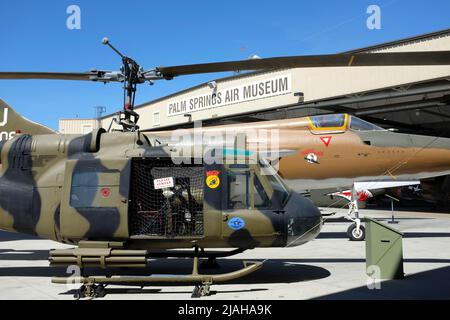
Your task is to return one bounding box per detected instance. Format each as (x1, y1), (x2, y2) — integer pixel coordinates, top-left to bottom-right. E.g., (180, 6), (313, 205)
(156, 51), (450, 78)
(1, 51), (449, 82)
(0, 71), (125, 82)
(0, 72), (97, 81)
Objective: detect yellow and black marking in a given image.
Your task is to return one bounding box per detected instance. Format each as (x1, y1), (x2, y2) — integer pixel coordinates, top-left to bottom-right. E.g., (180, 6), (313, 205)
(206, 175), (220, 189)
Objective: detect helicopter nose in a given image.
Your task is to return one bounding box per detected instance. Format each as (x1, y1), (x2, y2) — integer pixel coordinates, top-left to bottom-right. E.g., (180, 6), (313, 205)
(284, 193), (323, 247)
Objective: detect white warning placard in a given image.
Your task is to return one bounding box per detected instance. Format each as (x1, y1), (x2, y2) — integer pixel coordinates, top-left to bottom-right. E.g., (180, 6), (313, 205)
(153, 177), (174, 190)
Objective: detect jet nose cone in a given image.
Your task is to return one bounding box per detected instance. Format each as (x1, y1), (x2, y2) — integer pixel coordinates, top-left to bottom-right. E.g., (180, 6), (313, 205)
(284, 193), (322, 247)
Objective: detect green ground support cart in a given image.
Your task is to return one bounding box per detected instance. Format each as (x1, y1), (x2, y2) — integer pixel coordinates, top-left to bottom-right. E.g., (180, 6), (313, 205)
(365, 217), (404, 280)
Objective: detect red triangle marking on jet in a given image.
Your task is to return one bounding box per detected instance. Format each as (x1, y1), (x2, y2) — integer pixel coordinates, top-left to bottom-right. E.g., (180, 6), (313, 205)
(320, 136), (332, 147)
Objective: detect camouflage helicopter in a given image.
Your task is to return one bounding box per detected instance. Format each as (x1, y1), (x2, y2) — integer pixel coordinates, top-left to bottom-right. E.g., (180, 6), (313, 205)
(0, 38), (449, 298)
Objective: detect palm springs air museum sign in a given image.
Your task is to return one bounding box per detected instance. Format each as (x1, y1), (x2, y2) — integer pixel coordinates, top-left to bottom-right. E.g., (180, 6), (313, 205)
(167, 74), (292, 117)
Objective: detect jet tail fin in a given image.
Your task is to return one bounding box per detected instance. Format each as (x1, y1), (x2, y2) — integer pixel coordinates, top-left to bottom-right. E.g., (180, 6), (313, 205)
(0, 99), (55, 140)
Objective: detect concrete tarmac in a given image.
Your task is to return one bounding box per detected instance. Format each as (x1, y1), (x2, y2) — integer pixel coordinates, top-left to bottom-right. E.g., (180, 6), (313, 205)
(1, 208), (450, 300)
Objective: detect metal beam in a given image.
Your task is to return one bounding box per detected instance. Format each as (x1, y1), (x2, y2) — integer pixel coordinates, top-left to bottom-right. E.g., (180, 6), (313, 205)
(354, 96), (450, 116)
(422, 107), (450, 119)
(287, 83), (450, 112)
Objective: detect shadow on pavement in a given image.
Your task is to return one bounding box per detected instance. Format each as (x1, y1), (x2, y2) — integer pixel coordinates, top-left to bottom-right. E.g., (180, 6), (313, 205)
(0, 230), (40, 242)
(61, 287), (268, 297)
(0, 258), (331, 286)
(313, 266), (450, 300)
(0, 249), (49, 260)
(318, 232), (450, 239)
(323, 217), (434, 224)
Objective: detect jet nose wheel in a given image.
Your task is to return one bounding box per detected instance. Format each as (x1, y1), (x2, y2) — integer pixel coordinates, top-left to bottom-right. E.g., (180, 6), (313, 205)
(347, 222), (366, 241)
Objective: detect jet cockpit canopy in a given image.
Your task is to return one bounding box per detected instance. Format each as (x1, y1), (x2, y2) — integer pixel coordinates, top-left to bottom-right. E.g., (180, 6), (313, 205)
(308, 114), (384, 133)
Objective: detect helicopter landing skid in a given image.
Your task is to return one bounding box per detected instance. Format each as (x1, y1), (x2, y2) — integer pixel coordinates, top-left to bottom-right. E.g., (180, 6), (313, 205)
(52, 256), (262, 299)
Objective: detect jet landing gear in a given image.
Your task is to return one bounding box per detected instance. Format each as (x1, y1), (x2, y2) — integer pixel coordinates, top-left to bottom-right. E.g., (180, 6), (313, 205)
(345, 199), (366, 241)
(347, 221), (366, 241)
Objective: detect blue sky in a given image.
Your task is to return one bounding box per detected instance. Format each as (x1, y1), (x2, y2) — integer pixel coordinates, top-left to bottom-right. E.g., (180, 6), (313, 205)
(0, 0), (449, 129)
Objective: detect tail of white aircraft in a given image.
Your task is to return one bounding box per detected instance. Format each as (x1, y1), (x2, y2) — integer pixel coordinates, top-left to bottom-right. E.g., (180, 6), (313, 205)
(0, 99), (55, 140)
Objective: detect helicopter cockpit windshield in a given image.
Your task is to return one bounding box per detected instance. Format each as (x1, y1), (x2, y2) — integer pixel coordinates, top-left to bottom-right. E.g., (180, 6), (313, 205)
(258, 159), (290, 205)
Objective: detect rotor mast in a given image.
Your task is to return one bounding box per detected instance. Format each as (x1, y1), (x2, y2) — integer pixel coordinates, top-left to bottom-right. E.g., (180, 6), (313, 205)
(102, 37), (142, 131)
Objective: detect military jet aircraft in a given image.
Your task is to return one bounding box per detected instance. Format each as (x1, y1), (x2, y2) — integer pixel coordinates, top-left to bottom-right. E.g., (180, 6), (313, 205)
(0, 38), (449, 297)
(151, 113), (450, 240)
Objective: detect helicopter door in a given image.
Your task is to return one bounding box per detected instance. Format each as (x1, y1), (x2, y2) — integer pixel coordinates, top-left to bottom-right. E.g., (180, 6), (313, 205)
(221, 164), (284, 248)
(60, 159), (130, 240)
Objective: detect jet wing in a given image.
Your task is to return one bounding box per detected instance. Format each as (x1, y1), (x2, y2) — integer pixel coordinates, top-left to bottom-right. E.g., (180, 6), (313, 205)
(328, 180), (420, 201)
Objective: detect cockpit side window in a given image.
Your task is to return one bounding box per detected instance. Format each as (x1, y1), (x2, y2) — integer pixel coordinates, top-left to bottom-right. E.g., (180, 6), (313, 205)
(70, 169), (119, 208)
(258, 159), (290, 206)
(227, 170), (249, 210)
(253, 174), (271, 208)
(308, 114), (347, 131)
(349, 117), (384, 131)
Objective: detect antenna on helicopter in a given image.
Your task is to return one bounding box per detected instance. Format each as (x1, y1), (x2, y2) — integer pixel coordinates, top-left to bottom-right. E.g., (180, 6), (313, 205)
(102, 37), (125, 58)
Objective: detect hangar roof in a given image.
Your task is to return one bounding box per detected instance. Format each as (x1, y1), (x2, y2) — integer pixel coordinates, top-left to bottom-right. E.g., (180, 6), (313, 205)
(344, 28), (450, 53)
